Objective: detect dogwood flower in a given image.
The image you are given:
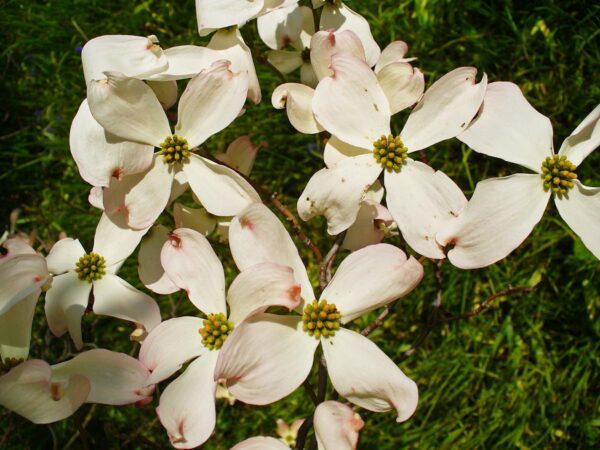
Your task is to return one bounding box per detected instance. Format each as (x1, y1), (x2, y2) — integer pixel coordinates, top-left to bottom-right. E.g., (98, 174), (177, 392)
(0, 349), (153, 424)
(86, 60), (260, 230)
(0, 239), (51, 362)
(297, 53), (487, 259)
(44, 213), (160, 349)
(276, 418), (304, 447)
(437, 83), (600, 267)
(311, 0), (380, 66)
(232, 402), (362, 450)
(139, 228), (301, 448)
(214, 203), (423, 422)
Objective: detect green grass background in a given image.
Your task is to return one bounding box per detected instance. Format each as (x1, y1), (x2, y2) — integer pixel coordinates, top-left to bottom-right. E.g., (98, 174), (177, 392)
(1, 0), (599, 448)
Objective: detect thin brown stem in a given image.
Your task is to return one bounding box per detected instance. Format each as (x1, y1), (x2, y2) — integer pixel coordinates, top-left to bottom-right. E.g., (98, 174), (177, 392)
(254, 51), (287, 83)
(319, 231), (346, 289)
(440, 286), (533, 322)
(360, 301), (397, 337)
(295, 416), (314, 450)
(303, 380), (319, 406)
(317, 357), (328, 402)
(271, 194), (323, 261)
(400, 284), (533, 361)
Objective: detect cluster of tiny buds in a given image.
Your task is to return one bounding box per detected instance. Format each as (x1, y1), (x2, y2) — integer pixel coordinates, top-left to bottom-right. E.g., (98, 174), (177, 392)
(75, 252), (106, 282)
(302, 299), (341, 339)
(541, 154), (577, 195)
(0, 357), (24, 375)
(159, 135), (190, 165)
(373, 134), (409, 172)
(198, 313), (235, 351)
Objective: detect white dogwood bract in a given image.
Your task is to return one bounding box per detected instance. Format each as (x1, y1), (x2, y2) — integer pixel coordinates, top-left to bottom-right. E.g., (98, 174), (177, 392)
(258, 4), (305, 50)
(437, 82), (600, 267)
(70, 99), (155, 186)
(215, 203), (423, 421)
(139, 229), (301, 448)
(0, 349), (153, 424)
(81, 35), (168, 84)
(231, 436), (291, 450)
(270, 29), (371, 134)
(311, 0), (380, 66)
(0, 239), (51, 362)
(314, 401), (364, 450)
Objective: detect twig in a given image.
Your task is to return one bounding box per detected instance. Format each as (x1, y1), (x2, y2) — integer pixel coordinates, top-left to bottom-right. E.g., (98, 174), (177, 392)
(302, 380), (319, 406)
(63, 405), (96, 450)
(319, 231), (346, 289)
(317, 357), (328, 402)
(47, 424), (58, 450)
(295, 416), (314, 450)
(440, 286), (533, 322)
(400, 284), (533, 361)
(254, 51), (287, 84)
(360, 301), (398, 337)
(271, 194), (323, 261)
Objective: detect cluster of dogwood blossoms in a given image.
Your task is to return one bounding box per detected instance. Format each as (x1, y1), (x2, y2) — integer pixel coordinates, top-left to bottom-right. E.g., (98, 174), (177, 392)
(1, 0), (599, 448)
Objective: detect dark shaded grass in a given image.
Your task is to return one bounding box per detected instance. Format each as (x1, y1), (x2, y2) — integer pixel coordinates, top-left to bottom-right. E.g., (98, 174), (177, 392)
(0, 0), (599, 448)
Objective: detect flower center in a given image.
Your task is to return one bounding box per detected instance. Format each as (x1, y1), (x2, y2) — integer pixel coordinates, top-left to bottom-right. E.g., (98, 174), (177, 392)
(326, 0), (343, 6)
(302, 299), (341, 339)
(75, 252), (106, 283)
(159, 135), (190, 166)
(373, 134), (408, 173)
(301, 47), (311, 63)
(0, 357), (24, 375)
(541, 155), (577, 195)
(198, 313), (234, 350)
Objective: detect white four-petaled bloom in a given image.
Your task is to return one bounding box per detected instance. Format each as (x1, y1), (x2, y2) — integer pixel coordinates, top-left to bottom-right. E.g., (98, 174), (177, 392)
(139, 228), (302, 448)
(86, 60), (260, 230)
(297, 52), (487, 259)
(214, 203), (423, 422)
(44, 214), (161, 349)
(437, 82), (600, 267)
